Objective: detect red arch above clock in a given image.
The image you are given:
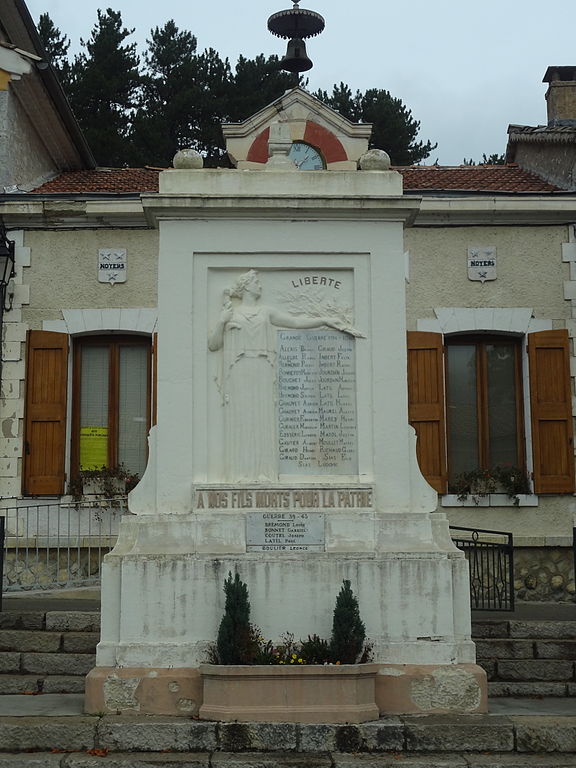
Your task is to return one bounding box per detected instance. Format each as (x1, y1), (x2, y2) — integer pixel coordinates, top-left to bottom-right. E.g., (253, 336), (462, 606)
(246, 122), (347, 164)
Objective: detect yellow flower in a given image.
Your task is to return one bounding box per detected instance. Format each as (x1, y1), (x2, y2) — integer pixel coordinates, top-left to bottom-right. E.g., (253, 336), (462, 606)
(298, 658), (304, 664)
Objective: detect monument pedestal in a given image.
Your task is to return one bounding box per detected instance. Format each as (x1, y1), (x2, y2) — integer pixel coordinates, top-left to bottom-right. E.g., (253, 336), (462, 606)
(86, 165), (487, 718)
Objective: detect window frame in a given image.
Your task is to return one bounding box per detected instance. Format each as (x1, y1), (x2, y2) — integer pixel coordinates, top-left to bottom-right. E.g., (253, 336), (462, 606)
(444, 334), (526, 483)
(70, 334), (152, 480)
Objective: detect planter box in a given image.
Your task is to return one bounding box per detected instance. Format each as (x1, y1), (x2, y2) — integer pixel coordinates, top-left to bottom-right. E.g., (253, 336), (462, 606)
(199, 663), (379, 723)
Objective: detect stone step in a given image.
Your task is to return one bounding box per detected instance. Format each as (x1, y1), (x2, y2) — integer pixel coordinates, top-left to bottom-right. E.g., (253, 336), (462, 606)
(472, 620), (576, 640)
(0, 651), (95, 676)
(489, 681), (571, 697)
(0, 715), (573, 756)
(0, 674), (86, 695)
(481, 659), (575, 683)
(476, 639), (576, 660)
(1, 756), (576, 768)
(0, 610), (100, 633)
(0, 629), (99, 653)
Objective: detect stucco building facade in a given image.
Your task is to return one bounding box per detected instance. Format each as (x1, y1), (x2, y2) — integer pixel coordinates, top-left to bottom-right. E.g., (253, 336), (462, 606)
(1, 0), (576, 603)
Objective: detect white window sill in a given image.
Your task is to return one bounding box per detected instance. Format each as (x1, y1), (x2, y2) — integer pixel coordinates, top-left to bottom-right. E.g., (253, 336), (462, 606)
(441, 493), (538, 508)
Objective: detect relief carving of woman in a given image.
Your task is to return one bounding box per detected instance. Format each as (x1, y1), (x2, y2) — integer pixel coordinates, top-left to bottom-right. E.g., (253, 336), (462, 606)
(208, 270), (351, 483)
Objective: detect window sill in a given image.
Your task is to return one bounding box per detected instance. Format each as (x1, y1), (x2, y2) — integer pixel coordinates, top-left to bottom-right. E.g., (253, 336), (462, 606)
(441, 493), (539, 508)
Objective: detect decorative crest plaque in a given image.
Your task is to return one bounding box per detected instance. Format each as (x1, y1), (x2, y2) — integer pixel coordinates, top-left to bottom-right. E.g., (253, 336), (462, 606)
(467, 246), (496, 283)
(98, 249), (127, 284)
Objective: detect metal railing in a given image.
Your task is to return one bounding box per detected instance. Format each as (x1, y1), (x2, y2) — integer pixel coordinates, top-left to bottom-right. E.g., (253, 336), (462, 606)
(0, 498), (127, 592)
(450, 525), (514, 612)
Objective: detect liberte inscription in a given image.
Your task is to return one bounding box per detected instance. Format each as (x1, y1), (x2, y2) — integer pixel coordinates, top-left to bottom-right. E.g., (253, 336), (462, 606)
(277, 330), (358, 475)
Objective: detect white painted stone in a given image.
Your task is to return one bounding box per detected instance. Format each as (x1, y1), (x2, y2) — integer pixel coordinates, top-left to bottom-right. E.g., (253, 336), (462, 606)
(1, 416), (19, 438)
(97, 163), (478, 691)
(564, 280), (576, 301)
(173, 149), (203, 170)
(2, 322), (27, 342)
(2, 360), (24, 381)
(0, 379), (20, 399)
(12, 284), (29, 305)
(562, 242), (576, 262)
(1, 342), (21, 361)
(359, 149), (391, 171)
(0, 399), (23, 419)
(0, 437), (20, 458)
(0, 458), (17, 477)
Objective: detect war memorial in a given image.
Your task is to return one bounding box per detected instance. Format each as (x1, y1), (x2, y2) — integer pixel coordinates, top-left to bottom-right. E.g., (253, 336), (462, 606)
(85, 1), (487, 719)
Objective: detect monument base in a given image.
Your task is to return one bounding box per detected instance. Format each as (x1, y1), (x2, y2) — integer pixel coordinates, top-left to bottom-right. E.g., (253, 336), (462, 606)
(85, 662), (487, 717)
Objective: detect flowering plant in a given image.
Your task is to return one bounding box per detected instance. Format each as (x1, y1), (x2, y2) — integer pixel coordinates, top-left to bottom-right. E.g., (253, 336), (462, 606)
(452, 464), (531, 506)
(210, 574), (372, 665)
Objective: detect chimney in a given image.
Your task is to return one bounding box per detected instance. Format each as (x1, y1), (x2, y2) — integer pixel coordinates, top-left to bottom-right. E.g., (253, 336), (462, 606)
(543, 66), (576, 126)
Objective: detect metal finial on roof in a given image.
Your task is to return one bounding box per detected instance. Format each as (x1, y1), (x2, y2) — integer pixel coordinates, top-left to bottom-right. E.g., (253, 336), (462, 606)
(268, 1), (325, 73)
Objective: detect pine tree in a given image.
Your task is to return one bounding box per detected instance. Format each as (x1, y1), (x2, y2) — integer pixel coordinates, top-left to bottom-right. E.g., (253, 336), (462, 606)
(315, 84), (436, 165)
(329, 580), (366, 664)
(216, 572), (255, 664)
(66, 9), (141, 166)
(37, 13), (71, 86)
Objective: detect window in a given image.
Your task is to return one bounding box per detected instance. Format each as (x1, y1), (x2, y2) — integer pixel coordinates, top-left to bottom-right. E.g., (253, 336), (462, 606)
(71, 336), (151, 479)
(445, 336), (524, 484)
(407, 329), (575, 495)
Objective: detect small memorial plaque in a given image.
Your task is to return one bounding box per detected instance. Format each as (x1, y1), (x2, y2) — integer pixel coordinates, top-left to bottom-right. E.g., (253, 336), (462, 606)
(277, 330), (358, 475)
(246, 511), (325, 552)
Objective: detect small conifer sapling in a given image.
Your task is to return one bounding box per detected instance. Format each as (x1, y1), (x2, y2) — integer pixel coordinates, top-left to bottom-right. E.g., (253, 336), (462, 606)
(329, 579), (366, 663)
(216, 571), (255, 664)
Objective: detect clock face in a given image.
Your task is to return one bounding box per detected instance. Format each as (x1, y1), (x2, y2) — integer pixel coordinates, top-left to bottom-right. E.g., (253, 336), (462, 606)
(288, 142), (325, 170)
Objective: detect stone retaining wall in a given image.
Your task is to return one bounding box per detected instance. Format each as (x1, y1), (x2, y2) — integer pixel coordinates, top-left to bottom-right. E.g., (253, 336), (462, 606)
(514, 547), (575, 603)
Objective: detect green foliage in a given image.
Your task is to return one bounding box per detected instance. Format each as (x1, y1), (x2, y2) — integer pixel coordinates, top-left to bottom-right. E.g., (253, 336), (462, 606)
(66, 9), (141, 166)
(452, 464), (531, 506)
(36, 12), (434, 170)
(329, 579), (366, 664)
(315, 83), (436, 165)
(216, 572), (257, 664)
(37, 13), (71, 84)
(463, 153), (506, 166)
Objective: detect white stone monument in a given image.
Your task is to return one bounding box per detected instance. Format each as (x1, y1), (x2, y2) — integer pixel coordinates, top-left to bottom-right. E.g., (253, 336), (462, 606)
(86, 89), (486, 717)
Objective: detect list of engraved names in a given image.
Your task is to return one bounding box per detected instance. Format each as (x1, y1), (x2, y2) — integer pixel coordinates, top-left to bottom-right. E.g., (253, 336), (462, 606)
(277, 330), (358, 475)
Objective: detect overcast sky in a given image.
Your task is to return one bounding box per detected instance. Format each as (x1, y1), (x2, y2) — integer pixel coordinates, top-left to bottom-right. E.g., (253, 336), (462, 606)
(25, 0), (576, 165)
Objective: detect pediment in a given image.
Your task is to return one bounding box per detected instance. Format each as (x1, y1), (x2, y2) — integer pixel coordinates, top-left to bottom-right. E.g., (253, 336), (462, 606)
(222, 87), (372, 170)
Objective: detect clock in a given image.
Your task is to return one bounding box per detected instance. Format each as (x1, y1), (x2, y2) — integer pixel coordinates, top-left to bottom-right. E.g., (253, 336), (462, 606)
(288, 141), (325, 170)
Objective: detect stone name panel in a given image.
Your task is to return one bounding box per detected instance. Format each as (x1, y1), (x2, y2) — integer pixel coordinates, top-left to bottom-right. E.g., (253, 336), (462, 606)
(194, 487), (373, 510)
(246, 512), (325, 552)
(277, 330), (358, 475)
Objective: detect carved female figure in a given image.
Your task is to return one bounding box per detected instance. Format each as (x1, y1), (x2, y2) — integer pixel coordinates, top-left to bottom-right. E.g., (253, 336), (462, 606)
(208, 270), (349, 483)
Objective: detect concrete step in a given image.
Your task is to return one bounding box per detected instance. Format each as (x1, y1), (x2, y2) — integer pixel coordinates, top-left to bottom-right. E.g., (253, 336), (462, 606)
(0, 651), (95, 676)
(0, 629), (99, 653)
(489, 681), (571, 697)
(472, 620), (576, 640)
(0, 674), (85, 694)
(480, 658), (575, 682)
(0, 714), (573, 757)
(476, 639), (576, 660)
(1, 755), (576, 768)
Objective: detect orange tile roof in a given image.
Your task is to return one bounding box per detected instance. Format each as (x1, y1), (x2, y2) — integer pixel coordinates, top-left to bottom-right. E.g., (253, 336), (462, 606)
(396, 164), (560, 193)
(29, 164), (561, 195)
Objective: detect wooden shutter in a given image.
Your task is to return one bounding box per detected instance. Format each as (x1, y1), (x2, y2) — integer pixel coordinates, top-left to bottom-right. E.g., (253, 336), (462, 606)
(407, 331), (447, 493)
(23, 331), (68, 495)
(528, 329), (575, 493)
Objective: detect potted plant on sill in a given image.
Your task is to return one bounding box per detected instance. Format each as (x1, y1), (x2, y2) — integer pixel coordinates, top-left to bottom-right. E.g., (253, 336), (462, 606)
(199, 573), (378, 723)
(69, 464), (140, 508)
(452, 464), (531, 507)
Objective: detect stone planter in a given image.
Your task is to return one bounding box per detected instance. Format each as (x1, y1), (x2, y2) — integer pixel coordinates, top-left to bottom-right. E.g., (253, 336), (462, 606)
(199, 663), (379, 723)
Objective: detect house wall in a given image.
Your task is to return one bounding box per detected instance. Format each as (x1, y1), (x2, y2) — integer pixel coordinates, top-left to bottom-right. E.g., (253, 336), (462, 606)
(405, 225), (571, 330)
(0, 84), (58, 191)
(511, 143), (576, 191)
(0, 228), (157, 499)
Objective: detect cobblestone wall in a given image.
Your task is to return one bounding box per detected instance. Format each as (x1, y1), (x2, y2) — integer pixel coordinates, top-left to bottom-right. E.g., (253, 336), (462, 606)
(3, 547), (109, 590)
(514, 546), (575, 602)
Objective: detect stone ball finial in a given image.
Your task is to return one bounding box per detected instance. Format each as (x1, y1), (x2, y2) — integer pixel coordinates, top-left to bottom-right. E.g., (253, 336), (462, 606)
(173, 149), (203, 169)
(358, 149), (391, 171)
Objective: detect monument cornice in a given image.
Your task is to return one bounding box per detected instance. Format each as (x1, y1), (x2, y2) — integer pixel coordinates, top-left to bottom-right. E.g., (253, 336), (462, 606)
(141, 194), (421, 227)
